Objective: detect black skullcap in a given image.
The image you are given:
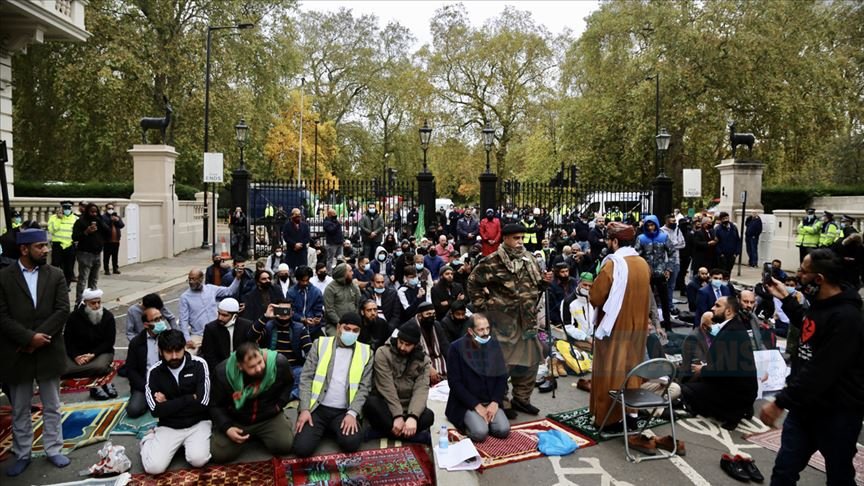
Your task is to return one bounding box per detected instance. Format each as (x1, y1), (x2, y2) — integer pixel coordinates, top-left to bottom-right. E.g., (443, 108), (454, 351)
(502, 223), (527, 236)
(397, 323), (421, 345)
(340, 311), (363, 327)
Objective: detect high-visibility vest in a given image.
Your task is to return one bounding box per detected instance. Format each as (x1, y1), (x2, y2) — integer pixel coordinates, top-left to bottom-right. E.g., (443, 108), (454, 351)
(819, 222), (841, 247)
(308, 336), (371, 410)
(264, 204), (274, 218)
(47, 213), (77, 249)
(522, 220), (537, 244)
(795, 219), (820, 248)
(605, 211), (623, 222)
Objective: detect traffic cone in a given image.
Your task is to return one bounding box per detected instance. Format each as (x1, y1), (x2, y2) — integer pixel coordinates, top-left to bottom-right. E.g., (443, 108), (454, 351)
(219, 236), (230, 259)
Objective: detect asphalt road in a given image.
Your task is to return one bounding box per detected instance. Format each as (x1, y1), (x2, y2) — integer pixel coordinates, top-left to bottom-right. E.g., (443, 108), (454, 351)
(0, 288), (848, 485)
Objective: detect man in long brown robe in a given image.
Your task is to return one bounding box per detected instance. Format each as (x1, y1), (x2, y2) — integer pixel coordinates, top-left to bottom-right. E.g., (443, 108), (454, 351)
(589, 222), (651, 428)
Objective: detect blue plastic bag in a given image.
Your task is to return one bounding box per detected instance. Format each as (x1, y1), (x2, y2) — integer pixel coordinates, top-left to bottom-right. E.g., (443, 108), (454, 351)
(537, 429), (579, 456)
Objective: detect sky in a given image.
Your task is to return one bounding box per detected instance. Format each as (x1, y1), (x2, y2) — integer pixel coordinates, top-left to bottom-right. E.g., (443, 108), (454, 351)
(298, 0), (601, 49)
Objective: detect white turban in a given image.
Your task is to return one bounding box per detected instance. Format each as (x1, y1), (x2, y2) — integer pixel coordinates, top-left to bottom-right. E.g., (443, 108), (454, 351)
(218, 298), (240, 313)
(81, 288), (103, 301)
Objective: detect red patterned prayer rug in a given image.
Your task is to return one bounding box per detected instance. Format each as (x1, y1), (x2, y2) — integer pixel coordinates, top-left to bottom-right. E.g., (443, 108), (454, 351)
(447, 418), (595, 470)
(276, 444), (435, 486)
(745, 428), (864, 485)
(0, 406), (14, 460)
(131, 459), (279, 485)
(59, 360), (124, 394)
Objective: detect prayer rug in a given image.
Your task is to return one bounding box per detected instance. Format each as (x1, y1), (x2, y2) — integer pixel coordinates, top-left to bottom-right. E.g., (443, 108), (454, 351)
(276, 444), (435, 485)
(0, 406), (16, 460)
(744, 428), (864, 485)
(447, 418), (595, 470)
(547, 407), (670, 442)
(110, 410), (158, 440)
(0, 399), (126, 458)
(60, 360), (124, 394)
(131, 459), (277, 485)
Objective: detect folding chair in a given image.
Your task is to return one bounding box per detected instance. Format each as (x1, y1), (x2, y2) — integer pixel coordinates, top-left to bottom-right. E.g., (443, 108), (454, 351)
(596, 357), (678, 463)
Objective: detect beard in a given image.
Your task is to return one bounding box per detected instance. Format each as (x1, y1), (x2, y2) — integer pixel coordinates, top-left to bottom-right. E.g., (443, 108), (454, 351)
(84, 306), (104, 325)
(166, 357), (184, 369)
(32, 255), (48, 266)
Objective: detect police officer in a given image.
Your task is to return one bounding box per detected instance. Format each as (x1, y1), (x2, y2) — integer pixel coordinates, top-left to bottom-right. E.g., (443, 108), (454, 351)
(47, 200), (78, 287)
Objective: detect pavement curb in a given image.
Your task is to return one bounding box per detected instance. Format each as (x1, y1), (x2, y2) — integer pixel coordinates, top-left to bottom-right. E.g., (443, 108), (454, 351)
(108, 274), (190, 310)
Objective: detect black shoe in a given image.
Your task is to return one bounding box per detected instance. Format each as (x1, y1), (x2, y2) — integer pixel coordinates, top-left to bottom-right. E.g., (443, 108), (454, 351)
(503, 408), (518, 420)
(113, 269), (121, 274)
(103, 384), (118, 399)
(538, 379), (557, 394)
(105, 270), (111, 276)
(721, 454), (751, 482)
(738, 456), (764, 483)
(90, 387), (110, 401)
(721, 419), (740, 431)
(535, 374), (546, 387)
(511, 398), (540, 415)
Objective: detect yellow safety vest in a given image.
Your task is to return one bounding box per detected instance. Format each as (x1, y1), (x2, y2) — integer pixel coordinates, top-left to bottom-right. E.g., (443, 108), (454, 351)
(264, 204), (274, 218)
(47, 213), (78, 249)
(308, 336), (371, 410)
(523, 220), (538, 244)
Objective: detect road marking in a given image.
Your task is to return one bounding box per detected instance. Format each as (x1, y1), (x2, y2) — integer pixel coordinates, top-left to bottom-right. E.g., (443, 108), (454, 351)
(670, 456), (711, 486)
(678, 417), (766, 456)
(548, 456), (635, 486)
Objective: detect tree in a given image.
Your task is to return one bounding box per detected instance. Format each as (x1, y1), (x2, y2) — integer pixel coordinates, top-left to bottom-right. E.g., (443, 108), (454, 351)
(263, 91), (338, 182)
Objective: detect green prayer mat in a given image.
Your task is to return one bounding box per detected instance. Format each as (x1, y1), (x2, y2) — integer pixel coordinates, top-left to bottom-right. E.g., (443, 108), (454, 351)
(546, 406), (670, 442)
(110, 410), (158, 439)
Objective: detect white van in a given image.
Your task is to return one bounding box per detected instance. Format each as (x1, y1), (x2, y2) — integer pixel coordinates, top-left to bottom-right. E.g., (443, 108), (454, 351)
(435, 198), (454, 212)
(578, 191), (652, 220)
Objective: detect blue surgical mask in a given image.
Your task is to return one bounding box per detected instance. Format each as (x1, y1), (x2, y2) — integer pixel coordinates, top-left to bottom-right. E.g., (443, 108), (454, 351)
(474, 334), (491, 345)
(711, 279), (723, 289)
(374, 287), (385, 294)
(377, 254), (386, 262)
(395, 251), (403, 257)
(364, 263), (371, 271)
(63, 209), (72, 216)
(785, 287), (796, 295)
(415, 263), (424, 271)
(452, 259), (462, 266)
(709, 323), (722, 336)
(408, 277), (420, 286)
(340, 330), (359, 346)
(152, 320), (168, 334)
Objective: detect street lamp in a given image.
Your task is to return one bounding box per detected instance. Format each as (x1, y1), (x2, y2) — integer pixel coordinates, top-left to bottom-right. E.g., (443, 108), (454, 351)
(314, 120), (319, 187)
(418, 120), (432, 172)
(482, 122), (495, 173)
(235, 118), (249, 169)
(655, 128), (671, 176)
(202, 21), (254, 250)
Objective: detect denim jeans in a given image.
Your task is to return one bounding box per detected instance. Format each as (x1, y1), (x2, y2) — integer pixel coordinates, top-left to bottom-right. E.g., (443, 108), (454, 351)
(667, 262), (680, 309)
(746, 236), (760, 266)
(771, 408), (863, 486)
(290, 365), (302, 400)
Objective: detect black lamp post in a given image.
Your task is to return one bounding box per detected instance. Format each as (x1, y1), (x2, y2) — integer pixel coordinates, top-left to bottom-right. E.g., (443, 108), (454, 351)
(655, 128), (671, 176)
(314, 120), (319, 187)
(202, 22), (254, 250)
(418, 120), (432, 172)
(235, 118), (249, 169)
(482, 122), (495, 173)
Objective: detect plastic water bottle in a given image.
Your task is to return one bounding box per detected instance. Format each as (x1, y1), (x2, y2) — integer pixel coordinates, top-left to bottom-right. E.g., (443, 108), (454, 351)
(438, 425), (449, 451)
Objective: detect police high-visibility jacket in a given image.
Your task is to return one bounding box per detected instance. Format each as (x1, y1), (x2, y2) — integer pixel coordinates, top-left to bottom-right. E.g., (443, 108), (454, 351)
(304, 336), (372, 413)
(818, 222), (842, 247)
(522, 220), (538, 245)
(795, 219), (821, 248)
(47, 213), (78, 249)
(605, 210), (624, 222)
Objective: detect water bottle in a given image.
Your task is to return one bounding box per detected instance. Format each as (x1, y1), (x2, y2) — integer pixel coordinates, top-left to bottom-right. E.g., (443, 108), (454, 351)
(438, 424), (449, 451)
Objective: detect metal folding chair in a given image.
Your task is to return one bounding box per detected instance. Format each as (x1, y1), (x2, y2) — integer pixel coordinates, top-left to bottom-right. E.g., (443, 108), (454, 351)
(596, 357), (678, 463)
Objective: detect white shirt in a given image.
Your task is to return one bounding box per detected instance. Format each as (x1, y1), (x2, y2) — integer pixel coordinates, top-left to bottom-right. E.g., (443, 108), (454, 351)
(320, 346), (354, 410)
(168, 357), (186, 385)
(312, 275), (333, 294)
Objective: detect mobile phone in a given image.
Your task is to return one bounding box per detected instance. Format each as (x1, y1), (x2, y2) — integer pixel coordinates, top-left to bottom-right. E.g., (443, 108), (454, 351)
(274, 307), (292, 316)
(762, 262), (773, 285)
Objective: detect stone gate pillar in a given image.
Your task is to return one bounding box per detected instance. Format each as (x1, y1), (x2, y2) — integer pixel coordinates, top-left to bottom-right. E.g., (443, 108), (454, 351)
(129, 144), (177, 260)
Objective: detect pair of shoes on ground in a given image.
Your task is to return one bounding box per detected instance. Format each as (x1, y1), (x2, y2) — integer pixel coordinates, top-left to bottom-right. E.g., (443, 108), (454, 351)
(89, 384), (118, 401)
(721, 454), (764, 482)
(6, 454), (70, 477)
(576, 378), (591, 392)
(627, 433), (685, 456)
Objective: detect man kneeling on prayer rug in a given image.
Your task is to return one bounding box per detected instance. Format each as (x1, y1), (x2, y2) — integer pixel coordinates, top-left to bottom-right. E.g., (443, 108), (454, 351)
(62, 288), (118, 400)
(363, 322), (435, 442)
(140, 330), (211, 474)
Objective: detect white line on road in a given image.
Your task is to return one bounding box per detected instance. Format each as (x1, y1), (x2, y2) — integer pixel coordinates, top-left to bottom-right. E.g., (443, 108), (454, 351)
(670, 456), (712, 486)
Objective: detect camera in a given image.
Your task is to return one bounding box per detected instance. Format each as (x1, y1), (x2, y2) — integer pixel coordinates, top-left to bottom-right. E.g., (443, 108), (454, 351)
(274, 306), (292, 317)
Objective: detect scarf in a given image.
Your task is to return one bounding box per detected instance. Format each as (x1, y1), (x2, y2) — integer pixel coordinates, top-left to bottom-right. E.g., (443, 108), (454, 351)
(418, 321), (447, 376)
(594, 246), (639, 340)
(225, 349), (278, 409)
(498, 244), (542, 287)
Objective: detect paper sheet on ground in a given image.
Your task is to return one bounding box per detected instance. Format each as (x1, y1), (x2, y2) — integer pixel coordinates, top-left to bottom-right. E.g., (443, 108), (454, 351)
(434, 438), (482, 471)
(754, 349), (790, 398)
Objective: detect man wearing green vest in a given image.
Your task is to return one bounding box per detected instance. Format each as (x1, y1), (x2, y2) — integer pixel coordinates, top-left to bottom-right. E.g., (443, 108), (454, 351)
(818, 211), (842, 248)
(294, 311), (374, 457)
(47, 200), (77, 287)
(795, 208), (820, 263)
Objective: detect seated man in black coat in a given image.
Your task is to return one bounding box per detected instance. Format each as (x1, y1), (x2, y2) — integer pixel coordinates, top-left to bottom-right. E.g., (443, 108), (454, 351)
(445, 314), (510, 442)
(62, 288), (117, 400)
(241, 269), (281, 323)
(682, 296), (757, 430)
(405, 301), (449, 385)
(440, 300), (470, 343)
(678, 311), (712, 384)
(209, 342), (294, 463)
(200, 297), (254, 371)
(363, 273), (401, 332)
(359, 298), (390, 351)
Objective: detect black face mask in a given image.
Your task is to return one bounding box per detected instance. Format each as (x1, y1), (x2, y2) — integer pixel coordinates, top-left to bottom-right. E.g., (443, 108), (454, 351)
(317, 273), (327, 280)
(258, 282), (272, 290)
(419, 315), (435, 327)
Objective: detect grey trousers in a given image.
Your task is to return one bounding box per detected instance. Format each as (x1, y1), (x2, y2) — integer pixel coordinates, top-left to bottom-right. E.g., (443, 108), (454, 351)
(8, 378), (63, 459)
(326, 244), (343, 272)
(62, 353), (114, 378)
(76, 251), (101, 302)
(463, 407), (510, 442)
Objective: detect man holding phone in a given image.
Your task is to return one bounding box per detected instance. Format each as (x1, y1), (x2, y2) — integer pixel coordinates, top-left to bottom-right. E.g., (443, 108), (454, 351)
(71, 203), (109, 303)
(249, 299), (312, 401)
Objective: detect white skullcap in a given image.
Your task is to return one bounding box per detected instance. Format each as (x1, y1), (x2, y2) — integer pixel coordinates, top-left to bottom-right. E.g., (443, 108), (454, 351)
(277, 263), (290, 272)
(533, 208), (541, 215)
(218, 298), (240, 313)
(81, 288), (103, 301)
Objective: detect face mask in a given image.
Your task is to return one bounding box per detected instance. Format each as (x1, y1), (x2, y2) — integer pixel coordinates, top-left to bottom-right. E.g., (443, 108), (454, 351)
(368, 208), (376, 214)
(452, 259), (462, 266)
(667, 223), (676, 230)
(721, 281), (728, 287)
(374, 287), (385, 294)
(107, 210), (115, 215)
(377, 254), (386, 262)
(152, 320), (168, 334)
(785, 287), (796, 295)
(474, 334), (491, 345)
(526, 216), (534, 221)
(487, 215), (493, 220)
(415, 263), (424, 271)
(419, 315), (434, 326)
(275, 251), (282, 257)
(709, 323), (722, 336)
(395, 251), (403, 257)
(408, 277), (419, 286)
(711, 279), (723, 289)
(63, 209), (72, 216)
(259, 282), (272, 290)
(317, 273), (327, 280)
(363, 263), (371, 271)
(12, 217), (21, 225)
(340, 330), (359, 346)
(279, 275), (289, 282)
(505, 213), (512, 218)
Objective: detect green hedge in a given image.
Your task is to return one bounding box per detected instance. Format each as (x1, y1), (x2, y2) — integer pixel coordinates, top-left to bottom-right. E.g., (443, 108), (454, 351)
(762, 185), (864, 213)
(15, 181), (199, 201)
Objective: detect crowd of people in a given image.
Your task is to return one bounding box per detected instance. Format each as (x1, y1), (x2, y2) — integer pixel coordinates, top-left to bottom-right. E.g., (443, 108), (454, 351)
(0, 201), (861, 485)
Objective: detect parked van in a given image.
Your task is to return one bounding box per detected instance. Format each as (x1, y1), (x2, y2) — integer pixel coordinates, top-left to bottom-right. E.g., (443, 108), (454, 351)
(578, 191), (652, 220)
(435, 198), (454, 212)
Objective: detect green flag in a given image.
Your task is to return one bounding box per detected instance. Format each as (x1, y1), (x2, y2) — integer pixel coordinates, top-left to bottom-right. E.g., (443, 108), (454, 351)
(414, 205), (425, 240)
